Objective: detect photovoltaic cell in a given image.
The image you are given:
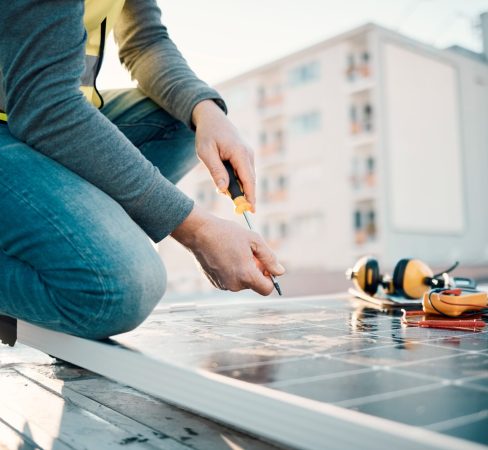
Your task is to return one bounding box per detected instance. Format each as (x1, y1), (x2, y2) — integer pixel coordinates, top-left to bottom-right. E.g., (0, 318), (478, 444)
(114, 295), (488, 447)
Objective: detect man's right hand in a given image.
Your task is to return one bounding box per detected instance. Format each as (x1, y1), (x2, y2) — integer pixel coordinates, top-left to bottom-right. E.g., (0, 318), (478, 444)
(171, 205), (285, 295)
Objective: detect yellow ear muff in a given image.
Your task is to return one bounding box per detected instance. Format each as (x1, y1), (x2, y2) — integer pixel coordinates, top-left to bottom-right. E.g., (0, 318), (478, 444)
(346, 256), (380, 296)
(393, 259), (434, 299)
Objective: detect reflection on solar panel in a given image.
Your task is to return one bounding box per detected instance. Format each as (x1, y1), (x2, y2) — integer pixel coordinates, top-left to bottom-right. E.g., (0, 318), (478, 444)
(18, 295), (488, 449)
(115, 295), (487, 446)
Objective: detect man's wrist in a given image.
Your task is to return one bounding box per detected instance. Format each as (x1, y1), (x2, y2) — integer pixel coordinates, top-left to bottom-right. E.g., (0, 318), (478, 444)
(191, 99), (225, 128)
(171, 204), (211, 248)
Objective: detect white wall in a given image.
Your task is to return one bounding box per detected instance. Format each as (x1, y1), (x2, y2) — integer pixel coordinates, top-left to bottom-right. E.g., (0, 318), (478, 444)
(383, 42), (464, 234)
(378, 31), (488, 266)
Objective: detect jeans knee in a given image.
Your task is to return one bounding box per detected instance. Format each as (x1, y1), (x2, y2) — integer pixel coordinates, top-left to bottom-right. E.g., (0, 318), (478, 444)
(97, 254), (167, 338)
(56, 249), (166, 340)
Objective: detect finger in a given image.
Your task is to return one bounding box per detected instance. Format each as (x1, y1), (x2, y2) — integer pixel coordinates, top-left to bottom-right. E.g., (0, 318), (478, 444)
(253, 256), (271, 277)
(198, 144), (229, 192)
(230, 149), (256, 211)
(245, 266), (274, 296)
(250, 235), (285, 276)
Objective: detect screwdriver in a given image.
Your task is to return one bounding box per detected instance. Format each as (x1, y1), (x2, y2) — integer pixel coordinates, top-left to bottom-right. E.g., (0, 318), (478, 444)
(223, 160), (282, 296)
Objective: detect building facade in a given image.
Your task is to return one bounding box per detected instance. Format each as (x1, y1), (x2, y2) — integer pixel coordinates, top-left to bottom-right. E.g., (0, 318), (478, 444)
(159, 22), (488, 294)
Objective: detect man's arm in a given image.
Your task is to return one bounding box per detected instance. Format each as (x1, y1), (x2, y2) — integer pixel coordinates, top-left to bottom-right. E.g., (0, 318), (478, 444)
(112, 0), (286, 292)
(114, 0), (227, 130)
(0, 0), (193, 242)
(114, 0), (257, 209)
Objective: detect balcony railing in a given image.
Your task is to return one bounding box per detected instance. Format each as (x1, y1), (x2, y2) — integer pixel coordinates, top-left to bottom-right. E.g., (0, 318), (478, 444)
(258, 94), (284, 109)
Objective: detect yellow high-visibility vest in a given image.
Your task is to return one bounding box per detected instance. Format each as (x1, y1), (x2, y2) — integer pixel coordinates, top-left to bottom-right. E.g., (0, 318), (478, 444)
(0, 0), (126, 122)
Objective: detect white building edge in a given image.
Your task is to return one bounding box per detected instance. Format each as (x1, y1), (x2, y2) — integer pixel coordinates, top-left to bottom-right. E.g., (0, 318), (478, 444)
(159, 18), (488, 295)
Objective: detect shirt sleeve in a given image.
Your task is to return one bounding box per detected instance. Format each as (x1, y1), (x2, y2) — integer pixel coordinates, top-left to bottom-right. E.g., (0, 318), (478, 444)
(0, 0), (194, 243)
(114, 0), (227, 130)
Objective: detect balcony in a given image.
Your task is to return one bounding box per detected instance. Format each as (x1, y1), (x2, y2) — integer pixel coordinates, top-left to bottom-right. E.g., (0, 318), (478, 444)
(257, 94), (284, 109)
(353, 203), (377, 246)
(260, 143), (283, 157)
(349, 94), (374, 138)
(345, 48), (372, 84)
(345, 78), (374, 95)
(350, 161), (377, 194)
(258, 127), (285, 162)
(349, 132), (376, 148)
(263, 189), (288, 203)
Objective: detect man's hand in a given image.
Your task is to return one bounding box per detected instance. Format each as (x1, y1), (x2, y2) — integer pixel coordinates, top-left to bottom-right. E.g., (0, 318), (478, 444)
(192, 100), (256, 212)
(172, 205), (285, 295)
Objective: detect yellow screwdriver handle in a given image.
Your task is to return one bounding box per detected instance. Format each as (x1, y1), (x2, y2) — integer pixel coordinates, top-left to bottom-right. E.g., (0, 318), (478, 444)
(223, 161), (252, 214)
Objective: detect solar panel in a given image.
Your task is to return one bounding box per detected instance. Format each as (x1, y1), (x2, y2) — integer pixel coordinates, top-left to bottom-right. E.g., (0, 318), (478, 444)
(110, 295), (487, 448)
(15, 294), (487, 449)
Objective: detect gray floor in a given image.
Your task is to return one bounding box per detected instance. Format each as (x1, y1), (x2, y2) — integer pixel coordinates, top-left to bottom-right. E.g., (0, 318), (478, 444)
(0, 343), (281, 450)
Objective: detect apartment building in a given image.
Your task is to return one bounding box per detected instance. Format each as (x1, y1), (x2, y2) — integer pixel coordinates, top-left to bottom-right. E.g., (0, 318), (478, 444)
(159, 20), (488, 294)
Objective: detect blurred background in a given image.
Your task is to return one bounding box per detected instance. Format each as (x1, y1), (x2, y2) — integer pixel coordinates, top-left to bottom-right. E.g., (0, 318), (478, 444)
(99, 0), (488, 299)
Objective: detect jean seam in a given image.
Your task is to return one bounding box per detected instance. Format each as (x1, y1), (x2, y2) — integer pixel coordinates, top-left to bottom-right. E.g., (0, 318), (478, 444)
(0, 169), (111, 326)
(0, 248), (62, 326)
(117, 121), (183, 135)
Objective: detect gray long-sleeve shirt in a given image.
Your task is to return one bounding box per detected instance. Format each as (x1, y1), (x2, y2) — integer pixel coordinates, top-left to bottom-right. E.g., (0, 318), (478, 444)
(0, 0), (226, 242)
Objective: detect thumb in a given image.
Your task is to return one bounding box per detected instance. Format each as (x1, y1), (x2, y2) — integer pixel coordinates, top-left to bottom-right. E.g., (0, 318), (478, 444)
(251, 236), (285, 276)
(199, 146), (229, 192)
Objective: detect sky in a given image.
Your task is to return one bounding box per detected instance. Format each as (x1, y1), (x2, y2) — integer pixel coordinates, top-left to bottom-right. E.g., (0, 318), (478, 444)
(98, 0), (488, 89)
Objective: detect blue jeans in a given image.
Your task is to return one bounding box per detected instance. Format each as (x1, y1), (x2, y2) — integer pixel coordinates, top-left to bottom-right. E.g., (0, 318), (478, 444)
(0, 88), (198, 339)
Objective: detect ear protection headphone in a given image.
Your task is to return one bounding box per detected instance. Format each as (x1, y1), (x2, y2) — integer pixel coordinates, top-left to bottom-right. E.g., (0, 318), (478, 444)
(346, 256), (476, 299)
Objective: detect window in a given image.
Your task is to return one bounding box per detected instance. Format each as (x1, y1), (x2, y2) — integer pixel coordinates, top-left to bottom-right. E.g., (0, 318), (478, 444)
(277, 174), (287, 190)
(365, 156), (376, 187)
(363, 104), (373, 132)
(259, 131), (267, 146)
(367, 210), (375, 225)
(354, 210), (362, 230)
(350, 105), (359, 134)
(346, 53), (356, 81)
(359, 51), (371, 78)
(289, 61), (320, 86)
(350, 105), (357, 121)
(366, 210), (377, 239)
(278, 222), (288, 239)
(275, 130), (284, 152)
(261, 177), (269, 196)
(262, 223), (270, 240)
(366, 157), (375, 174)
(290, 111), (321, 134)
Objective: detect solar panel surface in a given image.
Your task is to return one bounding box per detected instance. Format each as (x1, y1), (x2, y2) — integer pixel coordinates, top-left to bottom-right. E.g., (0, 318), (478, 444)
(114, 295), (488, 447)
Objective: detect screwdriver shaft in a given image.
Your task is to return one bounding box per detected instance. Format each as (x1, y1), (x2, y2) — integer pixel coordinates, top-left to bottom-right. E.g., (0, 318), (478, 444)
(243, 211), (254, 231)
(243, 212), (282, 296)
